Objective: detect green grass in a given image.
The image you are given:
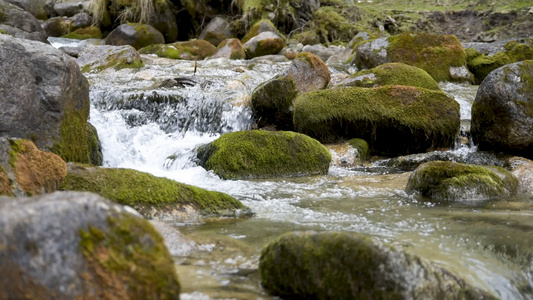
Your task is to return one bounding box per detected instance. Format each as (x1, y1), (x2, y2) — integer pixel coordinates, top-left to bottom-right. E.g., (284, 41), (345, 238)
(353, 0), (531, 12)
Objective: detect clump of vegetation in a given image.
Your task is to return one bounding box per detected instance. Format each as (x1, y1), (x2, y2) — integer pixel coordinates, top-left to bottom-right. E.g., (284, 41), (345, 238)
(197, 130), (331, 179)
(79, 212), (181, 299)
(406, 161), (519, 201)
(60, 164), (248, 216)
(61, 26), (102, 40)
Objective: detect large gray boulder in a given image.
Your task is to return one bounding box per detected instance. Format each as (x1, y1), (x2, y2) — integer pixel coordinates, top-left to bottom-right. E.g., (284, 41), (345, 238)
(0, 0), (47, 42)
(0, 191), (181, 299)
(52, 0), (90, 17)
(105, 23), (165, 50)
(0, 34), (92, 163)
(199, 16), (233, 46)
(471, 60), (533, 159)
(3, 0), (47, 19)
(260, 231), (496, 299)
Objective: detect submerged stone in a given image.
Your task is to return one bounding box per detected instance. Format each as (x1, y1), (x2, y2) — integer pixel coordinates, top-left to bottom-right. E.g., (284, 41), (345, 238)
(293, 85), (460, 156)
(60, 163), (251, 221)
(77, 44), (144, 73)
(260, 231), (496, 299)
(405, 161), (519, 201)
(0, 191), (181, 299)
(197, 130), (331, 179)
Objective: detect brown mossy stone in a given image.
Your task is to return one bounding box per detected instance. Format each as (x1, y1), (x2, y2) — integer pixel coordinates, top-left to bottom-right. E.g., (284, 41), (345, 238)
(251, 77), (298, 130)
(294, 85), (460, 156)
(61, 26), (102, 40)
(79, 212), (181, 299)
(387, 32), (470, 82)
(170, 40), (217, 60)
(80, 47), (144, 73)
(245, 33), (286, 58)
(60, 164), (248, 216)
(216, 38), (246, 60)
(9, 139), (67, 196)
(344, 62), (442, 91)
(259, 231), (496, 300)
(0, 166), (12, 196)
(406, 161), (519, 201)
(241, 19), (284, 44)
(197, 130), (331, 179)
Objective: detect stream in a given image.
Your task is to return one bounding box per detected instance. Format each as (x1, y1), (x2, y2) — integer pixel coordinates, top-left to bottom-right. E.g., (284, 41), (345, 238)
(53, 38), (533, 300)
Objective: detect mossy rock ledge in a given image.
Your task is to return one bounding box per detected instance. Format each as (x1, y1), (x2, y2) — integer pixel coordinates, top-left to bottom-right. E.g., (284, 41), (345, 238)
(293, 85), (460, 156)
(405, 161), (519, 202)
(60, 163), (251, 221)
(341, 62), (442, 91)
(0, 191), (181, 299)
(259, 231), (496, 300)
(139, 40), (217, 60)
(252, 52), (330, 130)
(354, 32), (473, 83)
(197, 130), (331, 179)
(471, 60), (533, 159)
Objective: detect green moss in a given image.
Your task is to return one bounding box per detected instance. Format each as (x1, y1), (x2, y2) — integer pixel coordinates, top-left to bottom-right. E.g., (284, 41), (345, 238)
(346, 62), (442, 91)
(170, 40), (217, 60)
(51, 102), (91, 163)
(60, 164), (247, 215)
(87, 123), (103, 166)
(467, 51), (511, 84)
(61, 26), (102, 40)
(348, 138), (370, 160)
(81, 48), (144, 73)
(79, 212), (181, 299)
(252, 77), (298, 130)
(504, 40), (533, 62)
(197, 130), (331, 179)
(0, 29), (6, 35)
(406, 161), (519, 201)
(242, 19), (284, 44)
(387, 32), (469, 82)
(312, 6), (361, 45)
(293, 85), (460, 156)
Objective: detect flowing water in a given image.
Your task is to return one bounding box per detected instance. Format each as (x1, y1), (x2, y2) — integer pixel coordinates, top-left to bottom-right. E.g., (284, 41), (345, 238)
(52, 38), (533, 299)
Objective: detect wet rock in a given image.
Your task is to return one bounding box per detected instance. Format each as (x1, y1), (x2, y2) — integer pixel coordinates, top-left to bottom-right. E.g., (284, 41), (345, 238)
(471, 60), (533, 159)
(0, 34), (91, 163)
(41, 16), (71, 37)
(211, 38), (246, 59)
(241, 19), (284, 44)
(260, 231), (496, 300)
(0, 138), (67, 197)
(197, 130), (331, 179)
(60, 163), (251, 220)
(77, 44), (144, 73)
(406, 161), (518, 201)
(243, 31), (286, 59)
(505, 156), (533, 195)
(52, 0), (89, 17)
(251, 52), (330, 130)
(339, 62), (441, 91)
(199, 16), (233, 47)
(382, 150), (508, 172)
(87, 123), (102, 166)
(0, 191), (181, 299)
(70, 12), (92, 28)
(294, 85), (460, 156)
(105, 23), (165, 50)
(61, 26), (102, 40)
(354, 32), (473, 83)
(301, 44), (337, 62)
(0, 0), (48, 42)
(3, 0), (47, 19)
(139, 40), (217, 60)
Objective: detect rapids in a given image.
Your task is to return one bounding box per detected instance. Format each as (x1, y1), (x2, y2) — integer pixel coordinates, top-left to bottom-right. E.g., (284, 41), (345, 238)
(52, 38), (533, 300)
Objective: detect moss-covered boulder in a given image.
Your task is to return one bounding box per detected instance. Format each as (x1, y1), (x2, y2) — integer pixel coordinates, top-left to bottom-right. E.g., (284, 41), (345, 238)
(60, 163), (250, 220)
(252, 52), (330, 130)
(348, 138), (370, 161)
(243, 31), (285, 59)
(42, 16), (74, 37)
(260, 231), (496, 299)
(0, 0), (48, 42)
(293, 85), (460, 156)
(341, 62), (442, 91)
(198, 16), (233, 47)
(211, 38), (246, 60)
(77, 45), (144, 73)
(0, 138), (67, 197)
(471, 60), (533, 159)
(406, 161), (519, 201)
(197, 130), (331, 179)
(466, 40), (533, 84)
(354, 32), (473, 83)
(0, 191), (181, 299)
(0, 34), (92, 163)
(61, 26), (102, 40)
(87, 123), (103, 166)
(139, 40), (217, 60)
(105, 23), (165, 50)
